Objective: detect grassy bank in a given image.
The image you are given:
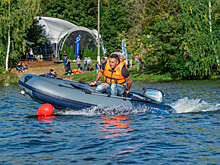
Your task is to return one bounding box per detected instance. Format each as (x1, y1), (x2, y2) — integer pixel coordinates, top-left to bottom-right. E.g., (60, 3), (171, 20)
(64, 64), (220, 82)
(0, 72), (20, 84)
(129, 66), (173, 82)
(64, 63), (174, 82)
(1, 62), (220, 84)
(1, 63), (173, 84)
(0, 67), (20, 84)
(65, 67), (173, 82)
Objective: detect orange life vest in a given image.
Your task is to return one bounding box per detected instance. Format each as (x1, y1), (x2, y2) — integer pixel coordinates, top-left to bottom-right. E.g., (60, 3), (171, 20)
(103, 59), (127, 85)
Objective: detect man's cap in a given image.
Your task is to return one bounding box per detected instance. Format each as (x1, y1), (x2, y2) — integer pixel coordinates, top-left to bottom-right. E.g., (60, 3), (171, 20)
(111, 52), (126, 61)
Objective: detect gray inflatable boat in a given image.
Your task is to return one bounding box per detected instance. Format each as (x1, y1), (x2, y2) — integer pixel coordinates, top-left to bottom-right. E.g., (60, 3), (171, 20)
(18, 74), (175, 114)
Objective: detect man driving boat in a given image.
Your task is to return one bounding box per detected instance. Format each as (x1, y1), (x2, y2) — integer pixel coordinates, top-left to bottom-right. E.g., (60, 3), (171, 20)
(90, 53), (132, 96)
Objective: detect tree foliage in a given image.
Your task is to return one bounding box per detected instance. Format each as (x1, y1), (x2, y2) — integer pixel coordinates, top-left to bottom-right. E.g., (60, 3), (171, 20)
(0, 0), (41, 68)
(100, 0), (131, 53)
(124, 0), (219, 79)
(40, 0), (131, 55)
(0, 0), (219, 79)
(41, 0), (98, 30)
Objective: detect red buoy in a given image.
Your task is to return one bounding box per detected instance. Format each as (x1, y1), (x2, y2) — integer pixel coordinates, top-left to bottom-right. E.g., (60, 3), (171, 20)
(37, 103), (54, 116)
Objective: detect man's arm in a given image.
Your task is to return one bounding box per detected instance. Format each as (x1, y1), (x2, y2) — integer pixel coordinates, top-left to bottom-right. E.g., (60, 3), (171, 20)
(90, 68), (104, 86)
(124, 76), (132, 94)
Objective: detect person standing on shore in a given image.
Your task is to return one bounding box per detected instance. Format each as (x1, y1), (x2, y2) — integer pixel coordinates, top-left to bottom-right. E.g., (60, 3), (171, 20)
(83, 56), (87, 71)
(95, 61), (100, 75)
(66, 59), (72, 74)
(77, 56), (81, 70)
(29, 47), (34, 61)
(59, 48), (62, 61)
(63, 56), (67, 74)
(86, 56), (92, 71)
(63, 51), (67, 59)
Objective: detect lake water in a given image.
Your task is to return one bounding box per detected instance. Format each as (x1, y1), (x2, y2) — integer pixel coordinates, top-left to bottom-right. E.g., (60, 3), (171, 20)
(0, 80), (219, 164)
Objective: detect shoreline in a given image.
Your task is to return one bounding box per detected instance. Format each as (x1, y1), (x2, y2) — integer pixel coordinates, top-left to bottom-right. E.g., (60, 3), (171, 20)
(1, 63), (220, 84)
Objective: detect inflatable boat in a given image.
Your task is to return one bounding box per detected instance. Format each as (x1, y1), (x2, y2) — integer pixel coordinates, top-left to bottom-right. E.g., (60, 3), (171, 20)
(18, 74), (175, 114)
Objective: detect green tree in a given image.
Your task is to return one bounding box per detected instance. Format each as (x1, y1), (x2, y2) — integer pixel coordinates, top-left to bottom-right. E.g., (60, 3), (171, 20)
(66, 46), (70, 59)
(169, 0), (219, 78)
(0, 0), (41, 70)
(40, 0), (131, 55)
(41, 0), (98, 29)
(70, 45), (74, 60)
(26, 19), (45, 48)
(124, 0), (219, 79)
(100, 0), (131, 53)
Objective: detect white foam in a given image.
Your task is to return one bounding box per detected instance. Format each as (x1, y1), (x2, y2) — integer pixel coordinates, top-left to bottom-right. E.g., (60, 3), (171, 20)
(56, 98), (219, 116)
(57, 105), (152, 116)
(171, 97), (220, 113)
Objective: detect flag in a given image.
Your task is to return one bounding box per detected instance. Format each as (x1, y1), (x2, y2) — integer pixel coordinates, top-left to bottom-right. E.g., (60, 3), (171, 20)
(122, 39), (127, 64)
(75, 35), (81, 58)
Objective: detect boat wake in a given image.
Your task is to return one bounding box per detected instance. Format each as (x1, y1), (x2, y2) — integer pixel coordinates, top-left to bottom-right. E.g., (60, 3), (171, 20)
(171, 97), (220, 113)
(56, 97), (220, 116)
(57, 105), (153, 116)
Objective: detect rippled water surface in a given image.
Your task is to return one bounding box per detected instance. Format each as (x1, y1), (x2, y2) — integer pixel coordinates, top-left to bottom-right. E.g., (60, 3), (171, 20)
(0, 80), (219, 164)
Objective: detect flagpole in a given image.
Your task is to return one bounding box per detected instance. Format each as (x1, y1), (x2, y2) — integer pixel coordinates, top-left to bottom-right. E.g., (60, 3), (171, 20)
(97, 0), (100, 64)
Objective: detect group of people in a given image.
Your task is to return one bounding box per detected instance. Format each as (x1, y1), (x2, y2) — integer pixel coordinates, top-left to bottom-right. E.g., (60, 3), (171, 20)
(82, 56), (92, 71)
(22, 48), (34, 61)
(16, 62), (28, 73)
(62, 54), (95, 75)
(25, 47), (44, 61)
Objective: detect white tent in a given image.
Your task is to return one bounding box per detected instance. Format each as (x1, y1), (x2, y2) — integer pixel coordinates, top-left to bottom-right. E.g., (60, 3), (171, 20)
(35, 16), (103, 58)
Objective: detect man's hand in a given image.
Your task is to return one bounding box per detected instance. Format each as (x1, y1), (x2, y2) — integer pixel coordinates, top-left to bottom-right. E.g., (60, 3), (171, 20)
(124, 89), (130, 94)
(90, 81), (96, 86)
(90, 68), (104, 86)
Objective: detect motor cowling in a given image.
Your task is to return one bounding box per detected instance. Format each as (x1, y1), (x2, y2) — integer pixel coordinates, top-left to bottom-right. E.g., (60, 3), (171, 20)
(143, 88), (165, 104)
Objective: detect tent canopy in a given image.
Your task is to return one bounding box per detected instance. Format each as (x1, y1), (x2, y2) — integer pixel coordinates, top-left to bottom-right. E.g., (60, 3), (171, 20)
(36, 16), (102, 57)
(36, 16), (98, 44)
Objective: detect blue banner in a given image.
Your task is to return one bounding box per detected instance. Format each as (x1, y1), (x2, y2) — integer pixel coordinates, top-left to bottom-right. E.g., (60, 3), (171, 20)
(75, 35), (81, 58)
(122, 39), (128, 64)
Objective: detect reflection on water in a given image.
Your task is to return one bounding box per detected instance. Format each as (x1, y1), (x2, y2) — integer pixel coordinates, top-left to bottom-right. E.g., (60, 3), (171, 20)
(110, 144), (142, 158)
(99, 115), (132, 139)
(37, 115), (56, 121)
(99, 115), (143, 159)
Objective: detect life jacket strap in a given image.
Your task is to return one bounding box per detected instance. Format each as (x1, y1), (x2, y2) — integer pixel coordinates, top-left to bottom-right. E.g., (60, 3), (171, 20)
(104, 75), (126, 85)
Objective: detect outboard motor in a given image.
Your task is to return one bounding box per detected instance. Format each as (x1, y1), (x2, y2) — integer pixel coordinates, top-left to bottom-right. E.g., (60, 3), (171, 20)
(143, 88), (165, 104)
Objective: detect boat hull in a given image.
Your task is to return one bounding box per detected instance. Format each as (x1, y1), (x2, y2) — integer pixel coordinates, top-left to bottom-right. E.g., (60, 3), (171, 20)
(18, 74), (174, 114)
